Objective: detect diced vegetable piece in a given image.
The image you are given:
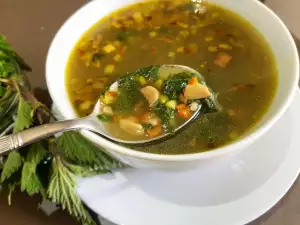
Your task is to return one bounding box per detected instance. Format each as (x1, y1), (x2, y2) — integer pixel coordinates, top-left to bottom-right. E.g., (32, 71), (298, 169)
(104, 64), (115, 74)
(208, 46), (218, 52)
(132, 12), (144, 23)
(190, 102), (199, 111)
(119, 118), (145, 136)
(180, 30), (189, 38)
(188, 77), (198, 85)
(178, 22), (188, 28)
(101, 92), (116, 105)
(176, 47), (184, 53)
(140, 86), (160, 107)
(103, 44), (116, 53)
(78, 101), (93, 111)
(108, 91), (118, 97)
(147, 125), (162, 137)
(178, 107), (191, 119)
(184, 84), (211, 100)
(154, 79), (163, 89)
(113, 54), (122, 62)
(149, 31), (157, 38)
(214, 52), (232, 68)
(176, 104), (186, 110)
(141, 112), (161, 127)
(166, 100), (177, 109)
(205, 36), (213, 42)
(227, 109), (236, 116)
(139, 76), (147, 85)
(218, 43), (232, 50)
(102, 106), (113, 115)
(159, 94), (169, 104)
(168, 52), (175, 58)
(97, 114), (113, 122)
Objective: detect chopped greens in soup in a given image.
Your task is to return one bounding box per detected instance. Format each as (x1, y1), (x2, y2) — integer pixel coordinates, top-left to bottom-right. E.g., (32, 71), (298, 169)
(66, 0), (277, 154)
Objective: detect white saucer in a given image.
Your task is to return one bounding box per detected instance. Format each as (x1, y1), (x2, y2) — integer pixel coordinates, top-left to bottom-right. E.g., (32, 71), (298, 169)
(77, 91), (300, 225)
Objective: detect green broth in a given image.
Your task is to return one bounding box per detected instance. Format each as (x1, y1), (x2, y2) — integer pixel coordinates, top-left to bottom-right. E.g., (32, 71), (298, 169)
(66, 0), (277, 154)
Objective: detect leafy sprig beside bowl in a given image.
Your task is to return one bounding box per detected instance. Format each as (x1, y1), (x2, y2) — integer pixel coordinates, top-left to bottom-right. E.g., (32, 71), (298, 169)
(0, 35), (124, 225)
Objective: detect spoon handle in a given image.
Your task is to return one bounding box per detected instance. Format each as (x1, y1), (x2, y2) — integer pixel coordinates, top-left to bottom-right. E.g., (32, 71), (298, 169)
(0, 119), (83, 155)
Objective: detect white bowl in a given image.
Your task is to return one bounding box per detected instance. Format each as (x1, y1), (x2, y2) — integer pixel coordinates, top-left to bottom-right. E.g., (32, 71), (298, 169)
(46, 0), (299, 169)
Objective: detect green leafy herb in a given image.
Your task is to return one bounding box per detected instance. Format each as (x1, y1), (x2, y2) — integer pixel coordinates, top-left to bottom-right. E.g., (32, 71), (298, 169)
(197, 112), (235, 147)
(0, 35), (124, 225)
(136, 65), (160, 80)
(154, 102), (175, 131)
(142, 123), (154, 131)
(1, 151), (23, 182)
(92, 53), (105, 62)
(13, 99), (33, 132)
(57, 131), (124, 169)
(162, 72), (194, 100)
(21, 142), (47, 196)
(97, 114), (113, 122)
(48, 156), (96, 225)
(114, 76), (144, 113)
(116, 29), (136, 42)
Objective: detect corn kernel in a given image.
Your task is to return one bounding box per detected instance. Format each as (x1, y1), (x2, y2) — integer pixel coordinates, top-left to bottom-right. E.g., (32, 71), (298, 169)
(208, 46), (219, 52)
(139, 76), (147, 85)
(218, 43), (233, 50)
(178, 22), (189, 29)
(205, 36), (213, 42)
(103, 44), (116, 53)
(168, 52), (175, 58)
(176, 47), (184, 53)
(113, 54), (122, 62)
(92, 35), (102, 49)
(79, 101), (93, 111)
(133, 12), (144, 23)
(104, 65), (115, 74)
(111, 21), (121, 28)
(200, 61), (207, 68)
(149, 31), (157, 38)
(180, 30), (189, 38)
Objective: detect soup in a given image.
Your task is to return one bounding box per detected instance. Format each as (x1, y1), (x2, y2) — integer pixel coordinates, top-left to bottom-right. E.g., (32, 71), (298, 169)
(66, 0), (277, 154)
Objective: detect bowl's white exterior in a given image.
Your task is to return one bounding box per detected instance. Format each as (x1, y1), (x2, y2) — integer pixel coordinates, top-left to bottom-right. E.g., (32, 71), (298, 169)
(46, 0), (299, 169)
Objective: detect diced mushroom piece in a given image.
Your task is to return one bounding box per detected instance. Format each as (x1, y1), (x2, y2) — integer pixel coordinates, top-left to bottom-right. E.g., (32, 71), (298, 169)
(141, 112), (161, 127)
(184, 84), (211, 100)
(140, 86), (160, 107)
(119, 117), (145, 136)
(214, 52), (232, 68)
(102, 106), (113, 115)
(190, 102), (199, 111)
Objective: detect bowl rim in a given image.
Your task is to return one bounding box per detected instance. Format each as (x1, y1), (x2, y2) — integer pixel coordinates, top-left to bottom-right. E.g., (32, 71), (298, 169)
(46, 0), (299, 162)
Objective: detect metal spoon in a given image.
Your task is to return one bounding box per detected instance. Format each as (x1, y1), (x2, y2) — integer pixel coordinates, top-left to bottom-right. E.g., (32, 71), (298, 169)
(0, 65), (204, 154)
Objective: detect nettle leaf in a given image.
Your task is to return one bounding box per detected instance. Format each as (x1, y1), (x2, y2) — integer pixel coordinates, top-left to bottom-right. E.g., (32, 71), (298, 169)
(21, 143), (47, 196)
(1, 151), (23, 182)
(26, 142), (48, 165)
(21, 163), (45, 196)
(58, 131), (125, 169)
(13, 99), (33, 132)
(8, 181), (19, 206)
(48, 157), (96, 225)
